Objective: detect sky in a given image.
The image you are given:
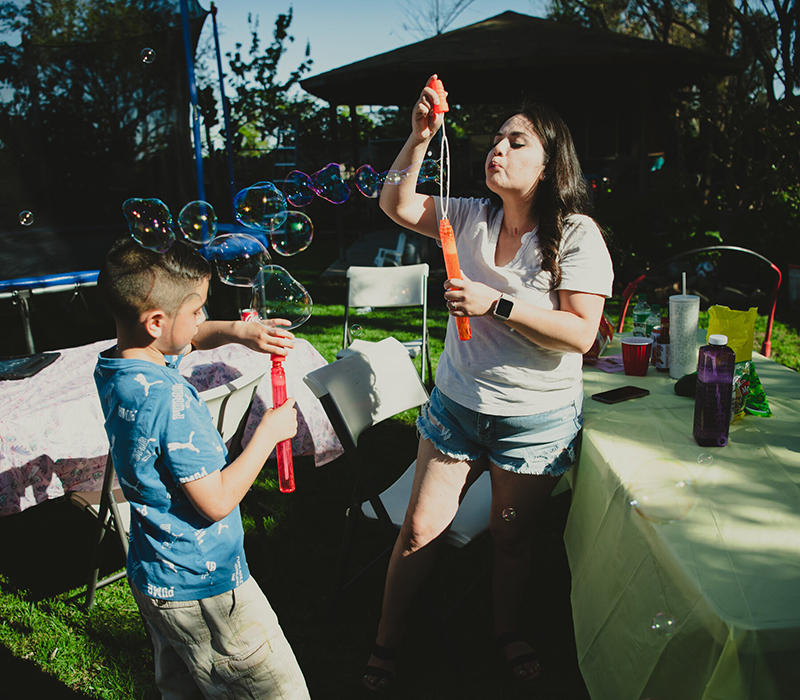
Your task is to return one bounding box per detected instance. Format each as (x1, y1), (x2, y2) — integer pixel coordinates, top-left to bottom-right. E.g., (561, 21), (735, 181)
(207, 0), (548, 83)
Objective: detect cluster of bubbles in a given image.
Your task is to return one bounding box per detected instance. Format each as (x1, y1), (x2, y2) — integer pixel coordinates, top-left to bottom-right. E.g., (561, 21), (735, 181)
(280, 159), (440, 207)
(118, 155), (442, 327)
(627, 459), (697, 525)
(121, 197), (312, 331)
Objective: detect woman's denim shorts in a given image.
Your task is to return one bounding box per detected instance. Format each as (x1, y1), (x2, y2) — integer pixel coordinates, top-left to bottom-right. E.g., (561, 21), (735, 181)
(416, 387), (583, 477)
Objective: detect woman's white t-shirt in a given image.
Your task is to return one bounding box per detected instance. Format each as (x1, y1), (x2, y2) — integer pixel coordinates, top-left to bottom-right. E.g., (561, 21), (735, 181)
(433, 196), (614, 416)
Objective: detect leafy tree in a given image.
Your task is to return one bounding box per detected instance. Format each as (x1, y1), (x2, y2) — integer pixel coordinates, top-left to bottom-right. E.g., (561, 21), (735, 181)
(224, 9), (316, 154)
(546, 0), (799, 266)
(0, 0), (201, 229)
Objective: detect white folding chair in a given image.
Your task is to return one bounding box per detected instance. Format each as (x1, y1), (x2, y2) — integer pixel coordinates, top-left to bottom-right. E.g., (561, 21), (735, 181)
(303, 338), (492, 618)
(373, 231), (406, 267)
(341, 263), (433, 385)
(72, 367), (267, 610)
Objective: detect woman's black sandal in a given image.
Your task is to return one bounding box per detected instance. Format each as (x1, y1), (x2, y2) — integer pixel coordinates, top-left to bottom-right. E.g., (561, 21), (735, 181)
(495, 630), (542, 682)
(362, 643), (397, 692)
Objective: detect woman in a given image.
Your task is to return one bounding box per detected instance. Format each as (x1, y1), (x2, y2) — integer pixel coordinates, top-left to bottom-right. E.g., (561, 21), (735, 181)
(363, 76), (613, 691)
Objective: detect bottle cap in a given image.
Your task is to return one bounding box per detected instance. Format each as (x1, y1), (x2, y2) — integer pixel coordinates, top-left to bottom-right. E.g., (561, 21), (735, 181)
(708, 334), (728, 345)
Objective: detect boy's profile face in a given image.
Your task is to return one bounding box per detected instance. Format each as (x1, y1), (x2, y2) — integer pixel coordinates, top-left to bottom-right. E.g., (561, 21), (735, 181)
(154, 278), (209, 356)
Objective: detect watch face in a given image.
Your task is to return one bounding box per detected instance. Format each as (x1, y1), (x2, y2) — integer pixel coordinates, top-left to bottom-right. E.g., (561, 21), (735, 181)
(495, 297), (513, 319)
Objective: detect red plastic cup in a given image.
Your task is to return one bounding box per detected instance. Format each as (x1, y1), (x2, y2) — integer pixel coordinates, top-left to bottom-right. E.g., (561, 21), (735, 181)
(621, 337), (653, 376)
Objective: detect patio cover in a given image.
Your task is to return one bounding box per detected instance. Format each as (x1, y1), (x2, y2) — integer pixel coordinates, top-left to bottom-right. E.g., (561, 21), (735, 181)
(301, 11), (741, 108)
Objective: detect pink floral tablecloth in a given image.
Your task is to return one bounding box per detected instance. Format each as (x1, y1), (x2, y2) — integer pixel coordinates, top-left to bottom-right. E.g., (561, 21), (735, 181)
(0, 338), (342, 517)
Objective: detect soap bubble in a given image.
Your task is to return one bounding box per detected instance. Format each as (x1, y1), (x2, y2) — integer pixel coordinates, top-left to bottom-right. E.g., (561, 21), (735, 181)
(140, 47), (156, 64)
(651, 613), (676, 637)
(697, 453), (714, 465)
(283, 170), (315, 207)
(252, 265), (313, 330)
(628, 459), (697, 524)
(19, 210), (34, 226)
(355, 164), (382, 198)
(310, 163), (350, 204)
(206, 233), (270, 287)
(178, 200), (217, 245)
(268, 211), (313, 256)
(389, 285), (410, 303)
(234, 182), (288, 231)
(122, 198), (175, 253)
(382, 170), (403, 186)
(418, 159), (441, 184)
(350, 324), (363, 337)
(502, 507), (516, 522)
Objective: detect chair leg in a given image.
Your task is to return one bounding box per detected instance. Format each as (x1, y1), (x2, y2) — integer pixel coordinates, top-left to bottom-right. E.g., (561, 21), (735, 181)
(83, 457), (117, 611)
(327, 481), (364, 620)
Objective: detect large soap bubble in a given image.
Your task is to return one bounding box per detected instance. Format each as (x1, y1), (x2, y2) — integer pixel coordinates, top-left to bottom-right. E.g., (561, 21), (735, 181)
(310, 163), (350, 204)
(628, 459), (698, 524)
(234, 182), (288, 231)
(122, 198), (175, 253)
(178, 200), (217, 245)
(283, 170), (315, 207)
(269, 211), (313, 257)
(206, 233), (270, 287)
(252, 265), (313, 330)
(418, 158), (441, 183)
(355, 164), (382, 198)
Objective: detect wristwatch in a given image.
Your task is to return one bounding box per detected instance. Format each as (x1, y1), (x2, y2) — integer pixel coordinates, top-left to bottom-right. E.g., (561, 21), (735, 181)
(492, 294), (514, 322)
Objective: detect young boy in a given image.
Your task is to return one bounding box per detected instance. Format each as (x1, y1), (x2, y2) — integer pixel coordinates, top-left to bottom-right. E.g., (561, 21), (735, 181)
(94, 237), (311, 699)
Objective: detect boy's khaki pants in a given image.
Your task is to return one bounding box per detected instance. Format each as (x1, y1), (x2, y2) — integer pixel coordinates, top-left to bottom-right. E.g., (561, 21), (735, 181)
(131, 576), (310, 699)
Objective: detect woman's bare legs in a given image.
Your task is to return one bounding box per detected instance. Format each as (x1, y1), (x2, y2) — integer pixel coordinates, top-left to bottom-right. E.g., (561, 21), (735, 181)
(489, 464), (561, 680)
(363, 438), (484, 690)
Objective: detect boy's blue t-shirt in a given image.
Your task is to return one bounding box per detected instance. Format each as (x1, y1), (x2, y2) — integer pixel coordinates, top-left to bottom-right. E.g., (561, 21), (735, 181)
(94, 350), (249, 601)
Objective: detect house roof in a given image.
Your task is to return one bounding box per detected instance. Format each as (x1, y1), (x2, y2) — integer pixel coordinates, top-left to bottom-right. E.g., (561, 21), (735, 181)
(301, 11), (741, 106)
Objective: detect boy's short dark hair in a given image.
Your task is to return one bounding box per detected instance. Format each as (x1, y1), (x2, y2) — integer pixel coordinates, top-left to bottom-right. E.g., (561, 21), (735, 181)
(98, 236), (211, 322)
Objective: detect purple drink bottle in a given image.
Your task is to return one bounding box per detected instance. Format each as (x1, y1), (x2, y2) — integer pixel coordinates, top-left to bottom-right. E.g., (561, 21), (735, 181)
(693, 334), (736, 447)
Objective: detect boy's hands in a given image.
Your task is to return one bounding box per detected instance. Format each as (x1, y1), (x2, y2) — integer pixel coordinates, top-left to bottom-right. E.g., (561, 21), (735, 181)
(256, 398), (298, 444)
(235, 319), (294, 356)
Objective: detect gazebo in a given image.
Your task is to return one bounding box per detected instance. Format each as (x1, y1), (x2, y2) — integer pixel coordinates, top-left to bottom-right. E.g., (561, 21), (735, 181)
(301, 11), (741, 189)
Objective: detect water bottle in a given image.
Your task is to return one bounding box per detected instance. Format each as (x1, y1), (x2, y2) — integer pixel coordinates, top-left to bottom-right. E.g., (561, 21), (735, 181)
(632, 295), (651, 337)
(646, 304), (661, 338)
(693, 334), (736, 447)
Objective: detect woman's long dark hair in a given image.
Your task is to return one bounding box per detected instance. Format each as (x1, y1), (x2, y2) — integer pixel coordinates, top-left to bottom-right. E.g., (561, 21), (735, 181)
(492, 100), (592, 289)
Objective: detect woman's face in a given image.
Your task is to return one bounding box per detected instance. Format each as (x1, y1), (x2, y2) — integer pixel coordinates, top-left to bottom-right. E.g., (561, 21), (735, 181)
(485, 114), (547, 200)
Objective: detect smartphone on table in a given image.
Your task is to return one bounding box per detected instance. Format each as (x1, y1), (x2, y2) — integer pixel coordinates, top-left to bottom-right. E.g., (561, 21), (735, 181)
(591, 385), (649, 404)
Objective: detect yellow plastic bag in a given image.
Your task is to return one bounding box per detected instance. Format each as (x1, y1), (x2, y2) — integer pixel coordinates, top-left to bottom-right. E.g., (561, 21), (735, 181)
(707, 306), (757, 420)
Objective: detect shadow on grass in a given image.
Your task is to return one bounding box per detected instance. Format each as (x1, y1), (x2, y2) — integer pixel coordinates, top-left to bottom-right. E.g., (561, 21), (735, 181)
(0, 419), (589, 700)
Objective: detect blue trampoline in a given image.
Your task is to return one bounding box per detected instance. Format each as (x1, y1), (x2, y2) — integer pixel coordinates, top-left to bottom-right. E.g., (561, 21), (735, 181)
(0, 270), (100, 354)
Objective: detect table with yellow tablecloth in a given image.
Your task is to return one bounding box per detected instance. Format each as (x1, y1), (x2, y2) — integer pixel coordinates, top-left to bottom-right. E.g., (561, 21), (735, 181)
(566, 338), (800, 700)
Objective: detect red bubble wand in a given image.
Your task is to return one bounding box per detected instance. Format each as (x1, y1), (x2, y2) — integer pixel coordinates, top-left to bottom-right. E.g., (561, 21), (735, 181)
(428, 75), (471, 341)
(271, 354), (295, 493)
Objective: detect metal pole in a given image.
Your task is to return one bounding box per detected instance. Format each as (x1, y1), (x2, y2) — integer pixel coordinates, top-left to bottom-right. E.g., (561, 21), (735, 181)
(180, 0), (206, 202)
(210, 2), (237, 217)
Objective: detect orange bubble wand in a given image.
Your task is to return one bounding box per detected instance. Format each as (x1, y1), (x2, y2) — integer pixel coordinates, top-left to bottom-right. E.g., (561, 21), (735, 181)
(428, 75), (471, 341)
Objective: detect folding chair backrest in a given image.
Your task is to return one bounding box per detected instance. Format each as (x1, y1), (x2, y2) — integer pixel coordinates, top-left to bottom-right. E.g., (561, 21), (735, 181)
(343, 264), (431, 384)
(199, 369), (267, 443)
(346, 263), (428, 309)
(303, 338), (429, 446)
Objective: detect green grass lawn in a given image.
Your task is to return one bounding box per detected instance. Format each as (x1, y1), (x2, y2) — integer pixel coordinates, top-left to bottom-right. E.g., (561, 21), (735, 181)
(2, 245), (798, 699)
